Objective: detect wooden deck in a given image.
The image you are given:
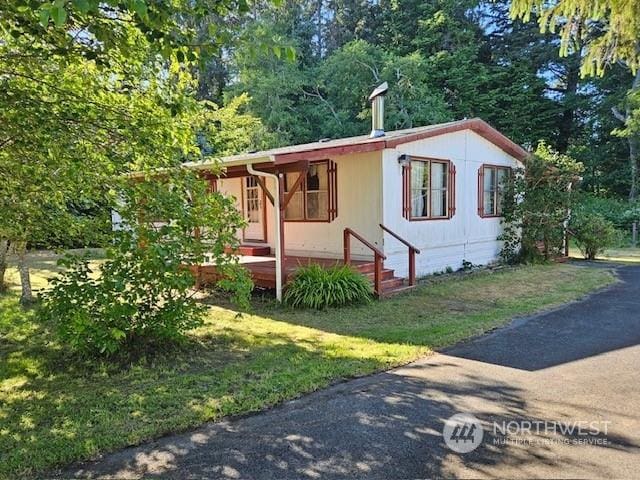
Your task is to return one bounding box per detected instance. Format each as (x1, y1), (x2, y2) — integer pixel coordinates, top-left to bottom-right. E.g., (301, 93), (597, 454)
(193, 255), (372, 289)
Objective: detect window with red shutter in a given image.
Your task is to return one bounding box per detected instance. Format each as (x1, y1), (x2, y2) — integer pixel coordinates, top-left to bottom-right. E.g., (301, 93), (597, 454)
(283, 160), (337, 222)
(402, 156), (456, 221)
(478, 164), (511, 217)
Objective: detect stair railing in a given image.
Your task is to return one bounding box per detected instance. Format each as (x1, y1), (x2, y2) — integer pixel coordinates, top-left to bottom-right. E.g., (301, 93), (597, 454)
(379, 224), (421, 286)
(343, 228), (386, 296)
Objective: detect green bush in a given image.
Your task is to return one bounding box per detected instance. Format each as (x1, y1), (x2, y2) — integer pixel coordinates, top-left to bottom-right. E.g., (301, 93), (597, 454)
(41, 170), (250, 358)
(570, 213), (617, 260)
(573, 194), (630, 229)
(283, 264), (373, 309)
(43, 248), (205, 357)
(500, 143), (583, 263)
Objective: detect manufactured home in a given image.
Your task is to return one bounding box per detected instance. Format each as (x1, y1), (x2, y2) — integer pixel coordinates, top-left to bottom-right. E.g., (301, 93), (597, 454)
(130, 83), (528, 299)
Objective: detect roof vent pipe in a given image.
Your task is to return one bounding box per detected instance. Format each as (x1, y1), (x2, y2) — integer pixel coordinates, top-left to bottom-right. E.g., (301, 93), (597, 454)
(369, 82), (388, 138)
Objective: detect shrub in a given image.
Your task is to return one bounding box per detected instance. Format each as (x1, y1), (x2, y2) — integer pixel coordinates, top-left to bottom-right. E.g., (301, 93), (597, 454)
(283, 264), (373, 309)
(573, 194), (630, 229)
(570, 213), (617, 260)
(500, 143), (583, 263)
(42, 170), (251, 358)
(43, 250), (206, 357)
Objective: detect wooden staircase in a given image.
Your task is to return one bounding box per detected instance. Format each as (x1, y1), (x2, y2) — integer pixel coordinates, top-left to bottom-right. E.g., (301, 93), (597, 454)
(344, 225), (421, 298)
(353, 261), (416, 297)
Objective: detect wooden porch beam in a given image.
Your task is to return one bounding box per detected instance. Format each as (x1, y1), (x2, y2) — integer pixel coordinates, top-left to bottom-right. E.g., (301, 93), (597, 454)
(282, 166), (308, 210)
(254, 176), (274, 206)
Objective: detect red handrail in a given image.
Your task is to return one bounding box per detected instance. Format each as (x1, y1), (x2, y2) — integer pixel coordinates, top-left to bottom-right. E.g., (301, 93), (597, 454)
(379, 224), (420, 286)
(343, 228), (386, 296)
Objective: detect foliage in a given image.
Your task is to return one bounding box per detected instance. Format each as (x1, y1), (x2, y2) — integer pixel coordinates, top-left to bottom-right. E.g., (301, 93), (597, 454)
(570, 213), (618, 260)
(201, 93), (281, 156)
(42, 170), (251, 357)
(573, 194), (631, 229)
(283, 264), (373, 309)
(0, 0), (274, 66)
(501, 143), (584, 263)
(510, 0), (640, 76)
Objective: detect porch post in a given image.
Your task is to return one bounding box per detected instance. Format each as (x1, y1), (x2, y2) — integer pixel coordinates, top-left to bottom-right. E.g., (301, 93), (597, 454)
(247, 162), (284, 301)
(278, 172), (287, 287)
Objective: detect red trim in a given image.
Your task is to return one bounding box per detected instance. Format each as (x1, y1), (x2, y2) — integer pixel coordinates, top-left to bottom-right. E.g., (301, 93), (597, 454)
(283, 160), (336, 223)
(478, 166), (484, 216)
(274, 141), (385, 163)
(449, 163), (457, 217)
(402, 165), (410, 219)
(478, 164), (512, 218)
(272, 118), (528, 164)
(328, 160), (338, 221)
(403, 156), (455, 221)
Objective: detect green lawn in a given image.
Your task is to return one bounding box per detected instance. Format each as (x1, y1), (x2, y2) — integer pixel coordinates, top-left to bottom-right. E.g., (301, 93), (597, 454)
(0, 254), (616, 478)
(569, 244), (640, 264)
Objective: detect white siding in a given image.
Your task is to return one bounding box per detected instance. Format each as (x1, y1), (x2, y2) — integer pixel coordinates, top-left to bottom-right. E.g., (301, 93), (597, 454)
(381, 130), (521, 277)
(217, 152), (384, 260)
(212, 127), (521, 277)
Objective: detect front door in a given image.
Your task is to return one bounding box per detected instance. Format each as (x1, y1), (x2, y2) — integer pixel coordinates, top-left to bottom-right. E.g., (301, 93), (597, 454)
(243, 176), (266, 242)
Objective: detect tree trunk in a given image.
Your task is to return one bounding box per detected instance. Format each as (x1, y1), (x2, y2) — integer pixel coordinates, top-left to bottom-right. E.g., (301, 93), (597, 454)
(630, 135), (639, 202)
(0, 239), (9, 292)
(612, 68), (640, 202)
(15, 241), (33, 305)
(556, 53), (581, 153)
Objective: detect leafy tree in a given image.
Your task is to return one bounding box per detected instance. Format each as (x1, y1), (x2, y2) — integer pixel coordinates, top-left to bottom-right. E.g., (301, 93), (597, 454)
(202, 93), (282, 155)
(0, 0), (258, 65)
(501, 143), (584, 262)
(510, 0), (640, 76)
(0, 27), (207, 302)
(231, 38), (451, 144)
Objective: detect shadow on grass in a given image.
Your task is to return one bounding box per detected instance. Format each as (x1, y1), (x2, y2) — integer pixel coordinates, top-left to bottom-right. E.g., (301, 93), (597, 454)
(223, 264), (632, 372)
(58, 358), (639, 479)
(0, 295), (411, 477)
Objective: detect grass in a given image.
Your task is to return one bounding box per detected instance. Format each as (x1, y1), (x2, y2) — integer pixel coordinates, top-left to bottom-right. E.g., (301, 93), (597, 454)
(0, 252), (616, 478)
(569, 244), (640, 264)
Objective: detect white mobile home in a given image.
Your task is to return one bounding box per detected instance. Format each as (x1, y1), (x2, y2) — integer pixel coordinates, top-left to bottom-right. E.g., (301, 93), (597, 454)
(183, 84), (527, 298)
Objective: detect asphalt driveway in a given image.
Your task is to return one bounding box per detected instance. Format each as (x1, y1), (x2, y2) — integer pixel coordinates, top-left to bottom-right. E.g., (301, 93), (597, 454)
(60, 264), (640, 479)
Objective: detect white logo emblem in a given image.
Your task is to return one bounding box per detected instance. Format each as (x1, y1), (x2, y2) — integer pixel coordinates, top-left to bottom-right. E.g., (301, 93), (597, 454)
(443, 413), (484, 453)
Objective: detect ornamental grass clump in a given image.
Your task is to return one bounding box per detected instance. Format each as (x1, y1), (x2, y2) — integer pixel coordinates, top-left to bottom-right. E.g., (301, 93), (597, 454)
(283, 264), (373, 309)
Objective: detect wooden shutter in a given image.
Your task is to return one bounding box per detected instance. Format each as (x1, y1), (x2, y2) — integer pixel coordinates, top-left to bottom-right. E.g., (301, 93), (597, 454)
(402, 164), (411, 219)
(209, 178), (218, 193)
(328, 160), (338, 221)
(448, 162), (457, 218)
(477, 166), (484, 216)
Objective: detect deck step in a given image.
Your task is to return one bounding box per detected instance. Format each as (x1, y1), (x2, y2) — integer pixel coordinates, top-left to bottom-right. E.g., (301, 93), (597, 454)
(356, 261), (416, 297)
(380, 277), (405, 291)
(362, 269), (395, 282)
(379, 283), (418, 298)
(224, 245), (271, 256)
(354, 262), (376, 274)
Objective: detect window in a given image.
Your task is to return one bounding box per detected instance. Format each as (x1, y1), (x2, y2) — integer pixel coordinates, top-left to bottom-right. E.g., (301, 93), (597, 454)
(244, 177), (261, 223)
(284, 160), (337, 222)
(402, 157), (456, 220)
(478, 165), (511, 217)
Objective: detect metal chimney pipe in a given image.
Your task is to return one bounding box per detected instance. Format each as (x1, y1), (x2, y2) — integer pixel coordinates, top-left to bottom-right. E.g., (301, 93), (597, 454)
(369, 82), (388, 138)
